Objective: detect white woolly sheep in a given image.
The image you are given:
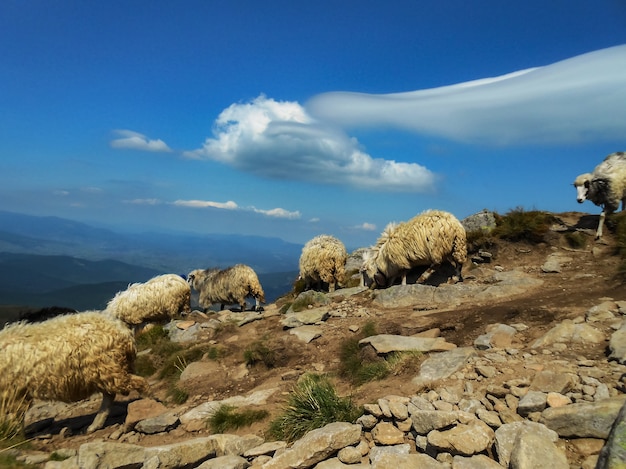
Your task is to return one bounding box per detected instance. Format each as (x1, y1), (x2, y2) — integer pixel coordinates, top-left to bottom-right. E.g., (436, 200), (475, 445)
(298, 234), (347, 292)
(573, 151), (626, 239)
(105, 273), (191, 326)
(0, 311), (148, 434)
(362, 209), (467, 288)
(187, 264), (265, 312)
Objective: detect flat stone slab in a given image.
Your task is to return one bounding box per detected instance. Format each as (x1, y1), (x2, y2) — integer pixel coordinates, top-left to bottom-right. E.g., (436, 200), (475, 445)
(359, 334), (456, 354)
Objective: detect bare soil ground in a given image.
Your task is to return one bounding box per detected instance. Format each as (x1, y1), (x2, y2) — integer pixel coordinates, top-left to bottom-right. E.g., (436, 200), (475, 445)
(25, 211), (626, 455)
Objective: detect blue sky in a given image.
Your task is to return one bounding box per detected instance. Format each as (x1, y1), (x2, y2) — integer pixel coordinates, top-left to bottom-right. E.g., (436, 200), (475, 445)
(1, 1), (626, 249)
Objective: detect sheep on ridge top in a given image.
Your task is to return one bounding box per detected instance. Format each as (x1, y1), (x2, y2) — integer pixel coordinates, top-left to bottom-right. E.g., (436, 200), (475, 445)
(298, 234), (347, 293)
(362, 209), (467, 289)
(573, 151), (626, 240)
(0, 311), (148, 434)
(188, 264), (265, 312)
(105, 273), (191, 326)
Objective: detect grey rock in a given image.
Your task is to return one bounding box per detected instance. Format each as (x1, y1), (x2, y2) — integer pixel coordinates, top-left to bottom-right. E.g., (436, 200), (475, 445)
(412, 347), (477, 386)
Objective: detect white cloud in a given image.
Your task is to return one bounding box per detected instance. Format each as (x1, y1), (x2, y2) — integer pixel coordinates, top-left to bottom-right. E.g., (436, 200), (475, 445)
(172, 199), (239, 210)
(172, 198), (299, 219)
(355, 222), (377, 231)
(252, 207), (301, 219)
(184, 95), (435, 193)
(307, 45), (626, 145)
(111, 130), (172, 152)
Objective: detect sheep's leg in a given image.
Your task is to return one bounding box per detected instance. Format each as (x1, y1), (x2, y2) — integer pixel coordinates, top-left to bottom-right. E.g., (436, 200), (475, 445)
(329, 281), (336, 292)
(401, 273), (407, 286)
(417, 265), (437, 284)
(86, 392), (114, 434)
(450, 262), (463, 284)
(596, 209), (606, 240)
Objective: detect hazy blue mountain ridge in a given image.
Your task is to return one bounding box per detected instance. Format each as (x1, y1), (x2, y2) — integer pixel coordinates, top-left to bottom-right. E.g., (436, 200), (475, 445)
(0, 211), (301, 312)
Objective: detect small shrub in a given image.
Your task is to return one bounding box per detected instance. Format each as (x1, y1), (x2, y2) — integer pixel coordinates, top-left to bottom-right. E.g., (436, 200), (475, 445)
(208, 405), (269, 434)
(158, 345), (218, 380)
(564, 231), (588, 249)
(339, 321), (388, 385)
(492, 208), (557, 243)
(244, 338), (276, 368)
(135, 324), (169, 350)
(167, 386), (189, 405)
(290, 295), (317, 313)
(269, 374), (362, 442)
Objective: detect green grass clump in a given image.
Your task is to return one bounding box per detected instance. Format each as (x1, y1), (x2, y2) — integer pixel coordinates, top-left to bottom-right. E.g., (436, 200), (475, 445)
(269, 374), (362, 442)
(564, 231), (588, 249)
(243, 338), (277, 368)
(135, 324), (170, 350)
(492, 208), (557, 243)
(338, 321), (389, 385)
(208, 405), (269, 434)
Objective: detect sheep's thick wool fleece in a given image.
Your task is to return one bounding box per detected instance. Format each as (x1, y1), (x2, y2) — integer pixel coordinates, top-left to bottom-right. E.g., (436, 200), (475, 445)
(299, 234), (347, 285)
(190, 264), (265, 308)
(106, 273), (191, 325)
(374, 210), (467, 275)
(0, 311), (147, 403)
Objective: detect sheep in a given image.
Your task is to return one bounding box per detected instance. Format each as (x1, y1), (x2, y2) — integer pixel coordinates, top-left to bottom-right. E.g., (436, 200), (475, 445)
(105, 273), (191, 326)
(298, 234), (347, 292)
(0, 311), (148, 434)
(187, 264), (265, 312)
(362, 209), (467, 289)
(573, 151), (626, 240)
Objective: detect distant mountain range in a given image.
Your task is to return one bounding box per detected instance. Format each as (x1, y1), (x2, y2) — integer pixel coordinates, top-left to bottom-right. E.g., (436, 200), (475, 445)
(0, 210), (301, 312)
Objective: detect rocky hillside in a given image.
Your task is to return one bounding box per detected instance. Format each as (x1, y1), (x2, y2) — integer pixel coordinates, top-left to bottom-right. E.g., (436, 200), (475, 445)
(6, 211), (626, 468)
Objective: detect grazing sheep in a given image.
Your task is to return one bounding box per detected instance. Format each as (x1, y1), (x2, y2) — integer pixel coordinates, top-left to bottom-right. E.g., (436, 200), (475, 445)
(0, 311), (148, 434)
(362, 209), (467, 288)
(105, 273), (191, 326)
(573, 151), (626, 239)
(299, 235), (347, 292)
(187, 264), (265, 312)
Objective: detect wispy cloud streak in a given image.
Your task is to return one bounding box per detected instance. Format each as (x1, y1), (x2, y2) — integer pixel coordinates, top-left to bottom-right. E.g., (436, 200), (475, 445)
(111, 130), (172, 152)
(307, 45), (626, 145)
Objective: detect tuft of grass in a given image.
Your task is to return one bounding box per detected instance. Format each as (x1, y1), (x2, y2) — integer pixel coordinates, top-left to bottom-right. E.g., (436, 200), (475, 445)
(0, 389), (27, 442)
(243, 338), (277, 368)
(208, 405), (269, 434)
(290, 295), (316, 313)
(564, 231), (588, 249)
(338, 321), (389, 385)
(135, 324), (169, 350)
(492, 208), (557, 244)
(167, 386), (189, 405)
(269, 374), (362, 443)
(158, 345), (220, 380)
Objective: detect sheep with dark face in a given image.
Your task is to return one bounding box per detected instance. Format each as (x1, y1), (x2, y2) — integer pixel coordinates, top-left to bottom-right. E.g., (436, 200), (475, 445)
(362, 210), (467, 289)
(299, 234), (347, 292)
(573, 151), (626, 240)
(188, 264), (265, 312)
(0, 311), (148, 434)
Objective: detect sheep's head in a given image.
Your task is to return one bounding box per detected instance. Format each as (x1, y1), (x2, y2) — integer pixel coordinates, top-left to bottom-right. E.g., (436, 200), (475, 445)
(573, 173), (592, 203)
(186, 269), (205, 290)
(361, 249), (385, 289)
